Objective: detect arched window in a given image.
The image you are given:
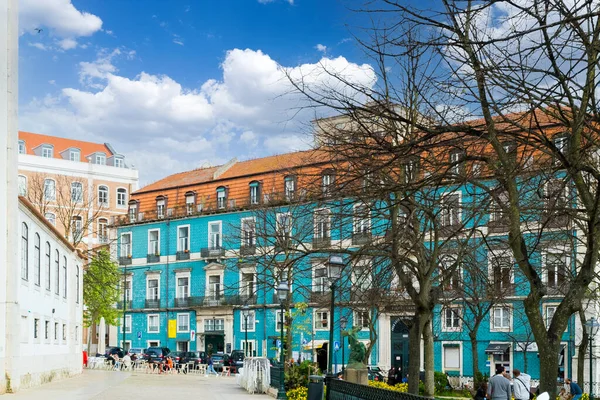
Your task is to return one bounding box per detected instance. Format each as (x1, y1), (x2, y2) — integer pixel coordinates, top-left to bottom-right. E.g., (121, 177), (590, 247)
(55, 249), (60, 295)
(98, 185), (109, 206)
(72, 216), (83, 242)
(98, 218), (108, 244)
(21, 222), (28, 281)
(249, 181), (261, 205)
(34, 233), (41, 286)
(18, 175), (27, 196)
(45, 242), (51, 290)
(76, 265), (80, 304)
(284, 176), (296, 201)
(62, 256), (67, 298)
(216, 186), (227, 209)
(71, 182), (83, 202)
(44, 179), (56, 200)
(117, 188), (127, 207)
(321, 169), (335, 196)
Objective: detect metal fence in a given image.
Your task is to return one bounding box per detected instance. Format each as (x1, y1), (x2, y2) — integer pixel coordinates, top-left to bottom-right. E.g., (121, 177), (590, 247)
(326, 379), (434, 400)
(270, 365), (282, 389)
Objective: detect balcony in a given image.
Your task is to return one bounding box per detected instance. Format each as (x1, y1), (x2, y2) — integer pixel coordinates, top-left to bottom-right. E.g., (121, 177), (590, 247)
(176, 251), (190, 260)
(487, 218), (509, 233)
(351, 232), (371, 245)
(310, 290), (329, 303)
(174, 297), (191, 307)
(201, 247), (225, 258)
(116, 300), (132, 310)
(145, 299), (160, 308)
(119, 256), (132, 265)
(147, 254), (160, 263)
(312, 236), (331, 249)
(99, 235), (109, 244)
(240, 245), (256, 256)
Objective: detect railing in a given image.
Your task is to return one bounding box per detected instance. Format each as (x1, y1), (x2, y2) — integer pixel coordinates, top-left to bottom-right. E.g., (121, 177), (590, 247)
(145, 299), (160, 308)
(352, 232), (371, 245)
(116, 300), (132, 310)
(240, 245), (256, 255)
(487, 218), (509, 233)
(147, 254), (160, 263)
(327, 378), (434, 400)
(313, 236), (331, 249)
(118, 256), (132, 265)
(201, 247), (225, 258)
(174, 297), (190, 307)
(176, 251), (190, 260)
(310, 290), (330, 303)
(270, 364), (283, 389)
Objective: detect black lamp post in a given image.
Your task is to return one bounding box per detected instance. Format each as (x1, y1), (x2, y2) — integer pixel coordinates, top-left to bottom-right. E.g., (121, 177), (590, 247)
(121, 272), (127, 351)
(327, 255), (344, 378)
(242, 305), (250, 357)
(340, 315), (348, 373)
(585, 317), (600, 400)
(276, 281), (289, 400)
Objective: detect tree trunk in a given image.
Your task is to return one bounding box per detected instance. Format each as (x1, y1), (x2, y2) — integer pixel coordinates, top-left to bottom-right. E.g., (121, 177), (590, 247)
(578, 310), (589, 384)
(423, 315), (435, 397)
(470, 330), (480, 386)
(407, 313), (423, 394)
(538, 341), (562, 398)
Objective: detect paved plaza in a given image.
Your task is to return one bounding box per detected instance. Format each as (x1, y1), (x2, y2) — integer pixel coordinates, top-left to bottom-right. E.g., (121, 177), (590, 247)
(8, 369), (271, 400)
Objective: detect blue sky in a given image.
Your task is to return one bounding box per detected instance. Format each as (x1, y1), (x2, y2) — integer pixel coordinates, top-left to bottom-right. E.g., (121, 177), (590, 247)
(18, 0), (378, 185)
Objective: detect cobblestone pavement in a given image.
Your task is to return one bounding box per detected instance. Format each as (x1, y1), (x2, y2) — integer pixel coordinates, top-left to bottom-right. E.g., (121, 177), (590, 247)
(9, 369), (272, 400)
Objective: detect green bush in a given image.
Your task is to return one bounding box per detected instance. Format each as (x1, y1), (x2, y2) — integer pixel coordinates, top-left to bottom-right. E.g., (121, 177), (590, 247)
(284, 361), (321, 391)
(434, 371), (449, 394)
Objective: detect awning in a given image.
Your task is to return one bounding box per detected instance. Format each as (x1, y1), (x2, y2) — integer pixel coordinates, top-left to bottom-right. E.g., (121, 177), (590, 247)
(485, 343), (510, 354)
(303, 340), (327, 351)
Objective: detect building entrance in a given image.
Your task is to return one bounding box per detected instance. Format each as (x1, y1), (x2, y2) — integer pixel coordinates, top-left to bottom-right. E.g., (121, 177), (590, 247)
(391, 318), (410, 381)
(205, 334), (224, 354)
(317, 343), (328, 373)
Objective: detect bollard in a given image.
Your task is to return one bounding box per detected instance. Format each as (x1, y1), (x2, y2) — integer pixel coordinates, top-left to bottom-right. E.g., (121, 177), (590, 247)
(308, 375), (324, 400)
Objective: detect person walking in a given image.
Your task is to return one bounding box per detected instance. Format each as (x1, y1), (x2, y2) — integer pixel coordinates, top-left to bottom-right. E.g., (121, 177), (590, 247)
(387, 367), (396, 386)
(565, 378), (583, 400)
(487, 366), (512, 400)
(205, 355), (218, 377)
(513, 369), (531, 400)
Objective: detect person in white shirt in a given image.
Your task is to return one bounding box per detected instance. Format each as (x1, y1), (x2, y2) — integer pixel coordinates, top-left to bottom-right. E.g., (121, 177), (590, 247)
(513, 369), (531, 400)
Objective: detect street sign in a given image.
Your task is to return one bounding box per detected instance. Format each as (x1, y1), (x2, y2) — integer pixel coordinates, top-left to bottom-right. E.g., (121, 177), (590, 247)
(334, 341), (340, 351)
(137, 331), (142, 339)
(302, 338), (308, 345)
(276, 339), (282, 348)
(190, 330), (195, 341)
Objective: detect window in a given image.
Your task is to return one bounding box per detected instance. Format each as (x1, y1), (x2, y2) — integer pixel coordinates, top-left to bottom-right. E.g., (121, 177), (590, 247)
(249, 182), (261, 205)
(241, 218), (255, 247)
(121, 315), (132, 333)
(147, 278), (159, 300)
(492, 306), (511, 331)
(34, 233), (40, 286)
(314, 310), (329, 330)
(353, 259), (372, 292)
(276, 212), (292, 240)
(443, 307), (461, 331)
(114, 157), (124, 168)
(353, 204), (371, 234)
(18, 140), (25, 154)
(124, 279), (132, 302)
(177, 313), (190, 332)
(148, 229), (160, 255)
(241, 272), (255, 298)
(95, 153), (106, 165)
(156, 197), (166, 219)
(545, 305), (557, 328)
(128, 200), (137, 222)
(98, 185), (108, 206)
(121, 233), (132, 258)
(44, 179), (56, 200)
(62, 324), (67, 340)
(491, 254), (512, 293)
(204, 318), (224, 332)
(241, 310), (255, 332)
(76, 266), (80, 304)
(440, 192), (460, 227)
(70, 149), (80, 162)
(178, 226), (189, 252)
(71, 216), (83, 242)
(45, 213), (56, 226)
(208, 275), (221, 300)
(34, 318), (39, 339)
(440, 255), (460, 290)
(314, 209), (330, 239)
(545, 252), (568, 288)
(54, 322), (58, 340)
(98, 218), (108, 244)
(284, 176), (296, 200)
(18, 175), (27, 196)
(45, 320), (49, 339)
(354, 311), (370, 330)
(554, 136), (568, 164)
(322, 172), (335, 196)
(276, 310), (285, 331)
(62, 256), (67, 298)
(117, 188), (127, 207)
(216, 187), (227, 209)
(185, 192), (196, 215)
(177, 277), (189, 299)
(450, 149), (464, 175)
(313, 263), (328, 293)
(55, 249), (60, 294)
(490, 191), (508, 223)
(443, 345), (460, 370)
(41, 145), (53, 158)
(21, 222), (28, 281)
(45, 242), (51, 290)
(208, 221), (222, 249)
(147, 314), (159, 333)
(402, 159), (418, 183)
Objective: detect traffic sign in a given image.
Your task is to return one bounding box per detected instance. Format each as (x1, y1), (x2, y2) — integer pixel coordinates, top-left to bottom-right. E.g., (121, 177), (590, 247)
(302, 338), (308, 345)
(137, 331), (142, 339)
(334, 341), (340, 351)
(276, 339), (282, 348)
(190, 330), (196, 341)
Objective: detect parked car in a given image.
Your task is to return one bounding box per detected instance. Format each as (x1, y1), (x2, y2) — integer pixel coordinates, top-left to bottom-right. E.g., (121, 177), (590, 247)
(229, 350), (245, 368)
(179, 351), (207, 365)
(104, 347), (124, 358)
(210, 353), (230, 372)
(368, 366), (385, 381)
(169, 351), (185, 364)
(144, 347), (171, 363)
(128, 348), (146, 358)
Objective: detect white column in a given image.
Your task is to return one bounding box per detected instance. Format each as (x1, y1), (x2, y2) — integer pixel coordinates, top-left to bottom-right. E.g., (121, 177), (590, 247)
(378, 314), (391, 371)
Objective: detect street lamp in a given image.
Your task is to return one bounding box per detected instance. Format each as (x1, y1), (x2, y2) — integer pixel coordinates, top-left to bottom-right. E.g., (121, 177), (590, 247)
(276, 281), (289, 400)
(327, 255), (344, 379)
(585, 317), (600, 400)
(242, 305), (250, 358)
(340, 316), (348, 373)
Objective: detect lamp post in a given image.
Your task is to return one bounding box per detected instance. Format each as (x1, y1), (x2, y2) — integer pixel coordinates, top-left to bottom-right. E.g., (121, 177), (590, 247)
(585, 317), (600, 400)
(242, 305), (250, 357)
(340, 316), (348, 373)
(121, 272), (127, 351)
(276, 281), (289, 400)
(327, 255), (344, 379)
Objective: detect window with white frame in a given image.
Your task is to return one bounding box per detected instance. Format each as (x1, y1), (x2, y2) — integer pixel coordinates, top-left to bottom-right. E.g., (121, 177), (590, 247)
(177, 276), (189, 299)
(147, 278), (159, 300)
(71, 216), (83, 242)
(54, 249), (60, 294)
(208, 221), (222, 249)
(440, 192), (460, 226)
(491, 306), (511, 331)
(114, 157), (124, 168)
(148, 229), (160, 255)
(276, 310), (285, 331)
(98, 218), (108, 244)
(120, 233), (131, 258)
(34, 233), (40, 286)
(490, 191), (508, 222)
(241, 218), (255, 247)
(440, 255), (460, 290)
(353, 204), (370, 234)
(156, 197), (165, 219)
(18, 140), (25, 154)
(117, 188), (127, 207)
(314, 209), (330, 239)
(284, 176), (296, 200)
(402, 159), (418, 183)
(314, 310), (329, 330)
(124, 278), (132, 302)
(241, 272), (255, 299)
(545, 251), (568, 288)
(41, 145), (53, 158)
(18, 175), (27, 196)
(95, 153), (106, 165)
(34, 318), (39, 339)
(45, 242), (51, 290)
(98, 185), (108, 206)
(450, 149), (464, 175)
(147, 314), (159, 333)
(353, 259), (372, 292)
(44, 179), (56, 200)
(70, 149), (80, 162)
(62, 255), (67, 298)
(241, 310), (255, 332)
(354, 311), (370, 330)
(177, 226), (189, 252)
(545, 305), (557, 328)
(21, 222), (28, 280)
(242, 340), (255, 357)
(313, 262), (328, 293)
(204, 318), (224, 331)
(442, 307), (462, 332)
(490, 253), (512, 293)
(177, 313), (190, 332)
(121, 315), (132, 333)
(322, 172), (335, 196)
(249, 182), (260, 205)
(217, 187), (227, 209)
(185, 192), (195, 215)
(208, 275), (221, 300)
(62, 324), (67, 340)
(45, 212), (56, 226)
(276, 212), (292, 240)
(443, 344), (460, 370)
(45, 320), (49, 340)
(546, 179), (569, 211)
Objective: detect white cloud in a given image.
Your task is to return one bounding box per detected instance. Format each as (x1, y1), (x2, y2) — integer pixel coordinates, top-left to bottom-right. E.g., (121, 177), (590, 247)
(28, 42), (48, 51)
(315, 44), (327, 53)
(173, 39), (184, 46)
(258, 0), (294, 4)
(58, 38), (77, 50)
(20, 48), (376, 182)
(20, 0), (102, 38)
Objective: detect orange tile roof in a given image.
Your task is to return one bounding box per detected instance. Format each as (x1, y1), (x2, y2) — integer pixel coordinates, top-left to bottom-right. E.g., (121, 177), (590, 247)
(19, 131), (113, 160)
(136, 165), (221, 193)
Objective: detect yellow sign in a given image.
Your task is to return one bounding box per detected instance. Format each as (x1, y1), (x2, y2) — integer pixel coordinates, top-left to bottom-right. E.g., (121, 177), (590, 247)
(168, 319), (177, 338)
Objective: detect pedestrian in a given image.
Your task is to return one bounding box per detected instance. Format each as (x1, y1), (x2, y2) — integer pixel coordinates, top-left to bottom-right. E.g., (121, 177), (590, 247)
(474, 382), (488, 400)
(206, 355), (218, 377)
(387, 367), (396, 386)
(513, 369), (531, 400)
(487, 366), (511, 400)
(565, 378), (583, 400)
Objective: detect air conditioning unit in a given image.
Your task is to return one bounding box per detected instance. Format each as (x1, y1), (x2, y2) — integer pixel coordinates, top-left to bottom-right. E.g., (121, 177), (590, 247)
(167, 208), (173, 217)
(138, 212), (144, 221)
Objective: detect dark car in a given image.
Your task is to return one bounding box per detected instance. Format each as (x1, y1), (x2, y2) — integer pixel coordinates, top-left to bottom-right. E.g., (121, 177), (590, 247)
(104, 346), (124, 358)
(144, 347), (171, 363)
(169, 351), (185, 364)
(128, 348), (146, 358)
(210, 354), (230, 372)
(180, 351), (207, 365)
(229, 350), (245, 368)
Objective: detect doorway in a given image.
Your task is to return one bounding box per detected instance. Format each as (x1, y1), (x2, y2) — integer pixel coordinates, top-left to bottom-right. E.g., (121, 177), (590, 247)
(205, 334), (224, 354)
(391, 318), (410, 381)
(177, 341), (189, 352)
(317, 343), (328, 372)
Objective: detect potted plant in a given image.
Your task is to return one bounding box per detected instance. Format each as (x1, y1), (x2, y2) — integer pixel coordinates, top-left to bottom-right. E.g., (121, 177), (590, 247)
(184, 249), (189, 253)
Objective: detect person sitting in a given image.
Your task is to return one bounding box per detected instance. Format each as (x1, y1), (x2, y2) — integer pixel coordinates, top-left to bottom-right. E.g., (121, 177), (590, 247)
(113, 355), (122, 370)
(122, 354), (132, 370)
(387, 367), (396, 386)
(559, 388), (571, 400)
(565, 378), (583, 400)
(166, 357), (174, 372)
